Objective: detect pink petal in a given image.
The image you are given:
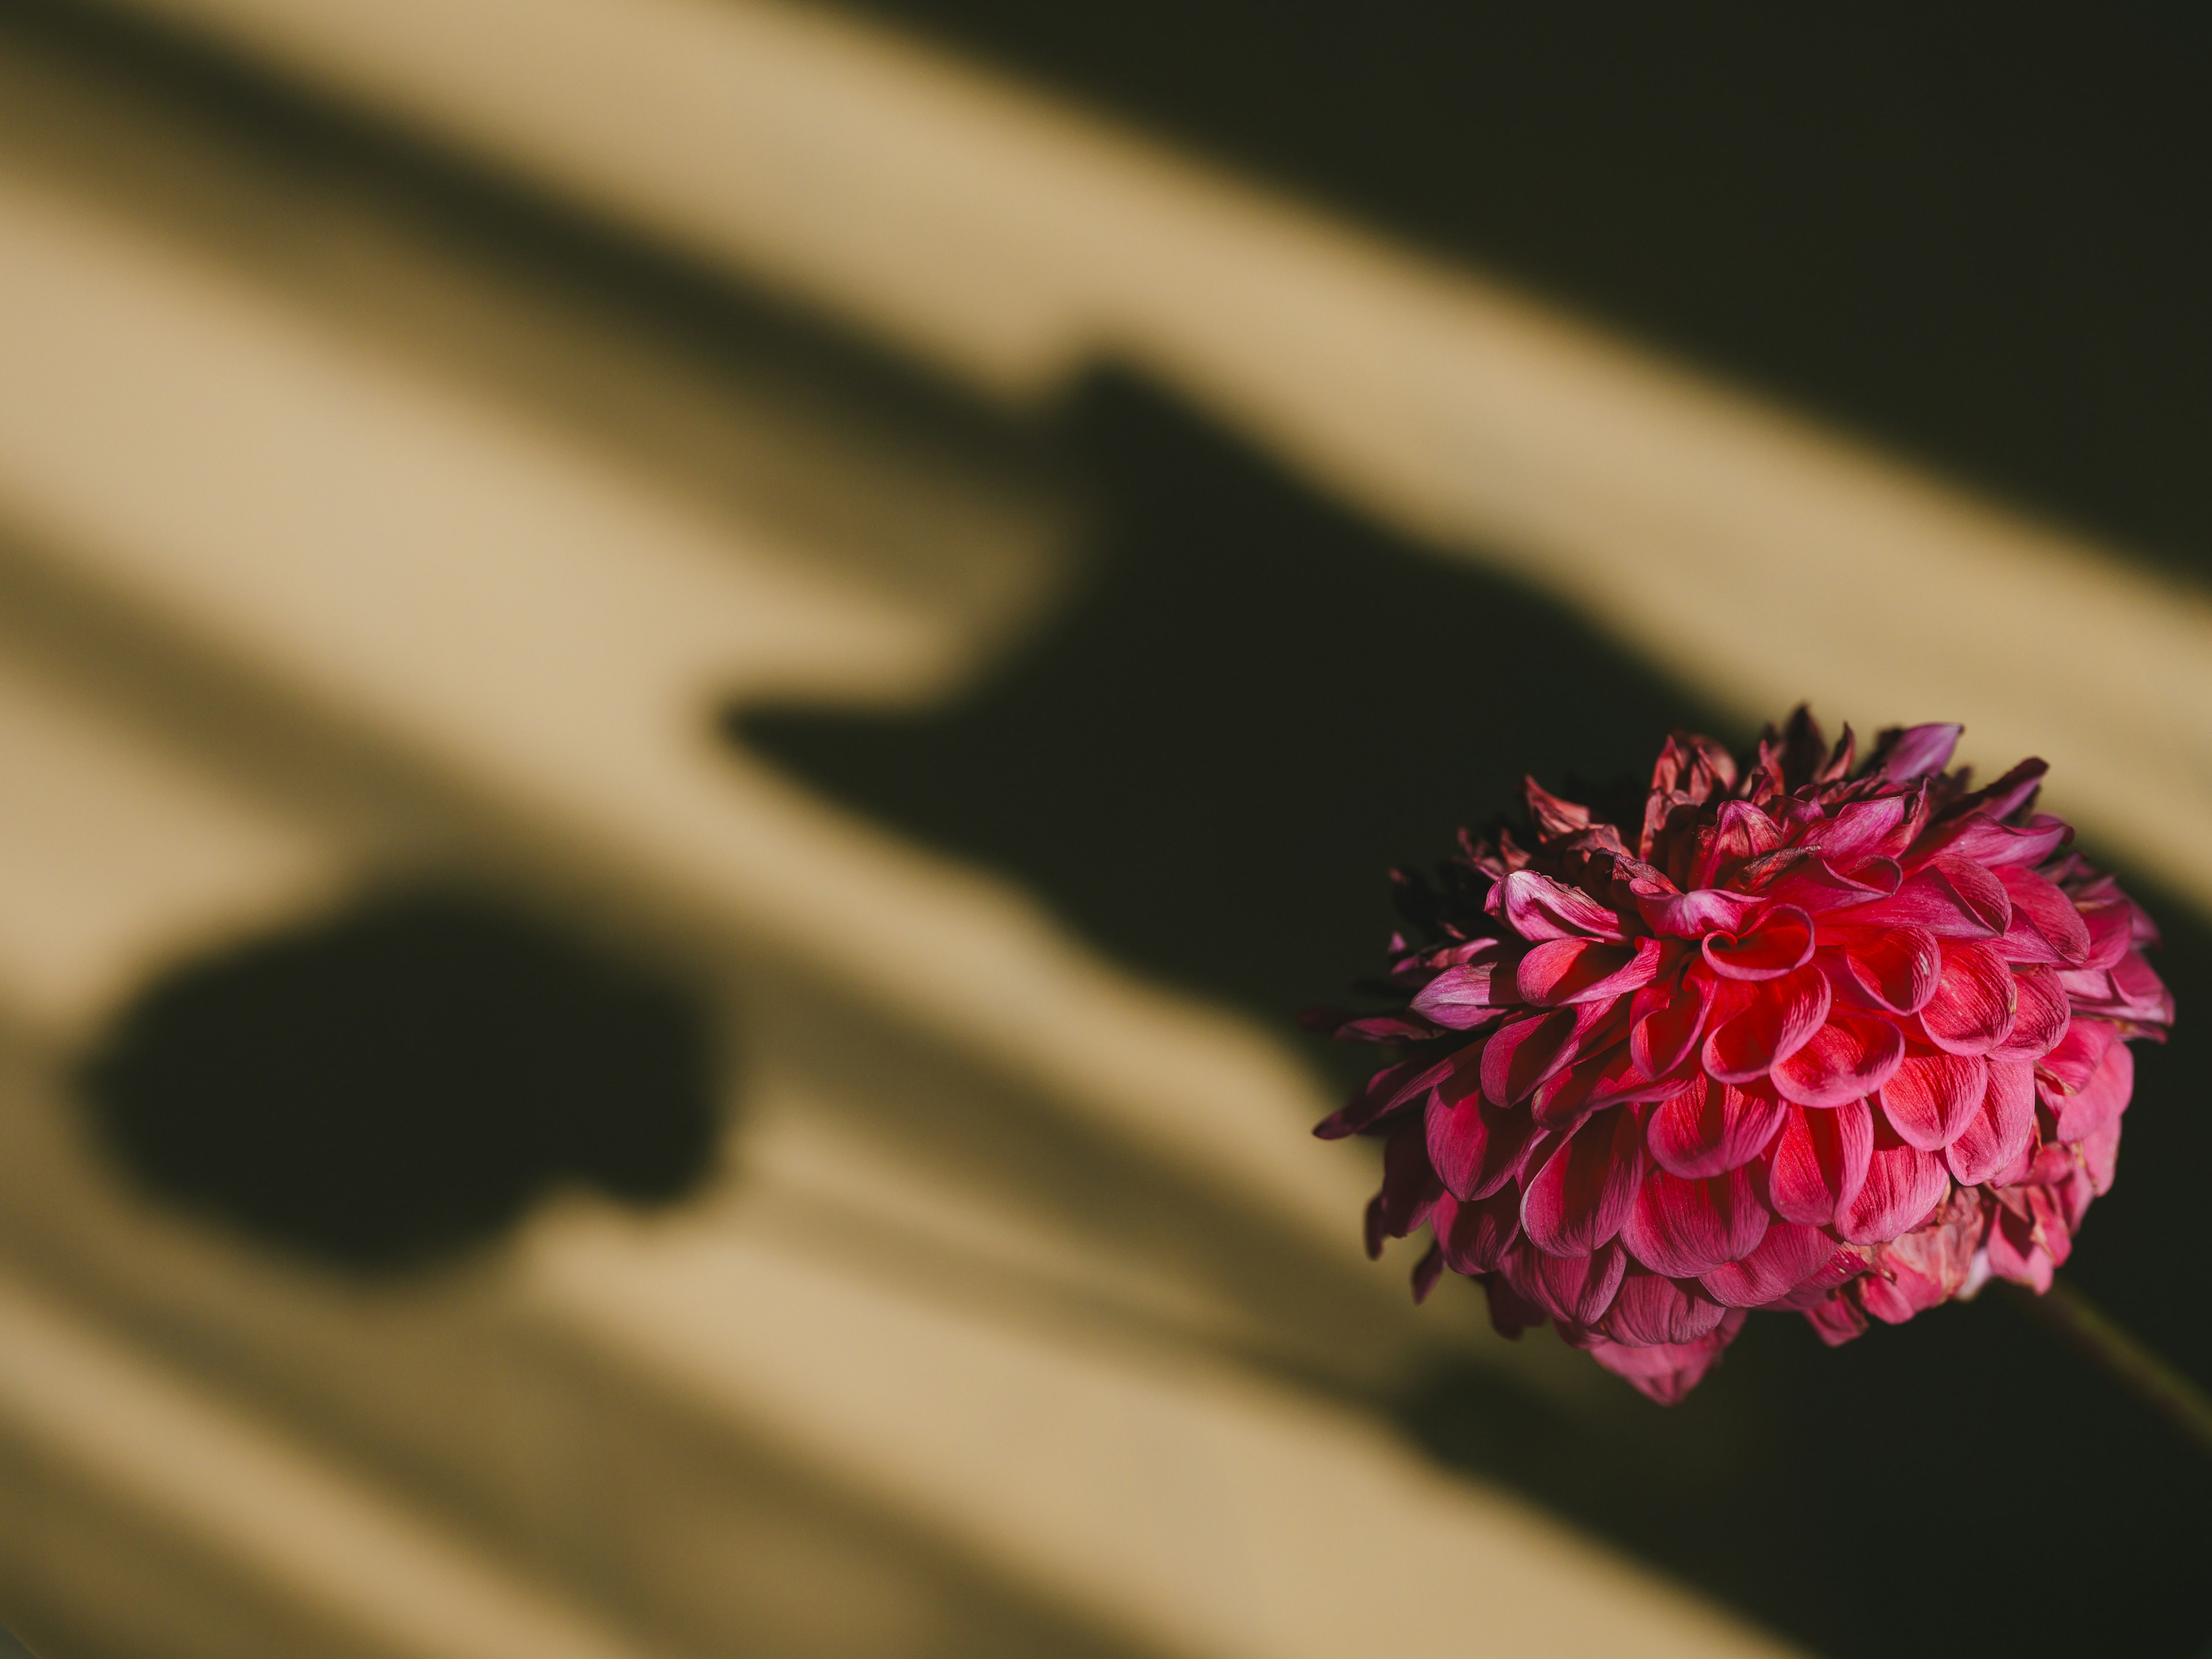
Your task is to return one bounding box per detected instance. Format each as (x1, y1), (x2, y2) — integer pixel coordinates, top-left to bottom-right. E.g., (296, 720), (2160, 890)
(1839, 854), (2009, 938)
(1437, 1185), (1522, 1275)
(1426, 1086), (1542, 1200)
(1585, 1315), (1745, 1403)
(1876, 1053), (1986, 1151)
(1646, 1077), (1788, 1177)
(1621, 1164), (1770, 1278)
(1700, 1222), (1839, 1307)
(1520, 1109), (1645, 1257)
(1916, 940), (2017, 1056)
(1516, 936), (1662, 1007)
(2051, 1038), (2133, 1145)
(1987, 966), (2070, 1062)
(1943, 1058), (2035, 1185)
(1702, 965), (1831, 1083)
(1600, 1268), (1730, 1346)
(1835, 1136), (1950, 1245)
(1828, 923), (1941, 1013)
(1701, 906), (1817, 980)
(1768, 1099), (1873, 1226)
(1410, 962), (1519, 1028)
(1770, 1016), (1906, 1108)
(1493, 870), (1628, 943)
(1995, 866), (2092, 966)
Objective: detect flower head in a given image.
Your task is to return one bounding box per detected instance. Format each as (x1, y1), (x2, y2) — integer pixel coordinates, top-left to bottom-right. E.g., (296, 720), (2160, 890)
(1308, 710), (2172, 1402)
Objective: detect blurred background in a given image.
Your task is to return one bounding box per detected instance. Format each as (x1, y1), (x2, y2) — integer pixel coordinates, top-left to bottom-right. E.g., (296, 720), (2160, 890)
(0, 2), (2205, 1656)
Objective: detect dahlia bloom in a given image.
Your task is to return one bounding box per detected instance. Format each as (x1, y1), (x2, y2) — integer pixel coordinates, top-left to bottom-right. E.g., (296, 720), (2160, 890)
(1309, 711), (2172, 1403)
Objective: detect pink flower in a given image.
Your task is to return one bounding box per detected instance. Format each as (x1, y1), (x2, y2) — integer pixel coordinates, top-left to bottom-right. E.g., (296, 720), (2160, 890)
(1308, 711), (2172, 1403)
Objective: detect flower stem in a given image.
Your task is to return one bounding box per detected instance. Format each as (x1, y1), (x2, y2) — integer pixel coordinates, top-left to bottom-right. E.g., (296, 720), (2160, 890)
(1999, 1275), (2212, 1460)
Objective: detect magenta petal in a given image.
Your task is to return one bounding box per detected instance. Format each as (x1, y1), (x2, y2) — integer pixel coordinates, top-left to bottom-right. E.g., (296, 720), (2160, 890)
(1835, 1137), (1949, 1245)
(1944, 1058), (2035, 1185)
(1831, 924), (1941, 1014)
(1768, 1099), (1873, 1225)
(1647, 1078), (1787, 1177)
(1600, 1268), (1730, 1346)
(1702, 906), (1817, 980)
(1410, 962), (1518, 1029)
(1699, 1222), (1838, 1308)
(1702, 965), (1831, 1083)
(1770, 1015), (1906, 1108)
(1876, 1053), (1986, 1151)
(1494, 870), (1628, 942)
(1917, 940), (2018, 1056)
(1995, 866), (2092, 967)
(1520, 1109), (1645, 1257)
(2052, 1038), (2134, 1145)
(1516, 935), (1662, 1007)
(1437, 1185), (1522, 1275)
(1622, 1165), (1770, 1278)
(1987, 966), (2070, 1062)
(1585, 1313), (1746, 1403)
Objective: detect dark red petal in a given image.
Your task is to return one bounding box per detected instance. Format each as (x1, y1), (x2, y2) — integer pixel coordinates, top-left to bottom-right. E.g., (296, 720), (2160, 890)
(1995, 867), (2092, 967)
(1493, 870), (1628, 943)
(1410, 963), (1518, 1028)
(1944, 1058), (2035, 1185)
(1917, 940), (2018, 1056)
(1876, 1054), (1986, 1151)
(1622, 1165), (1770, 1278)
(1646, 1077), (1788, 1177)
(1768, 1099), (1873, 1225)
(1701, 906), (1817, 980)
(1600, 1269), (1730, 1346)
(1830, 923), (1941, 1014)
(1987, 967), (2070, 1062)
(1520, 1109), (1645, 1257)
(2052, 1039), (2134, 1145)
(1770, 1016), (1906, 1108)
(1516, 936), (1662, 1007)
(1836, 1138), (1950, 1245)
(1699, 1222), (1839, 1308)
(1702, 965), (1831, 1084)
(1438, 1185), (1523, 1275)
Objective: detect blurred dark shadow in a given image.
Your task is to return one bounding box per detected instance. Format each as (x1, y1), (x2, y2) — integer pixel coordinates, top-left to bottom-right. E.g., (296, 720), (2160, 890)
(738, 370), (2212, 1659)
(78, 889), (720, 1271)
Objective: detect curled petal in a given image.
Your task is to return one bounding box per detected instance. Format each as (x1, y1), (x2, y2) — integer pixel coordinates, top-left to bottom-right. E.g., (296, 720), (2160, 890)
(1944, 1058), (2035, 1185)
(1700, 1222), (1839, 1308)
(1622, 1165), (1770, 1278)
(1836, 1136), (1950, 1245)
(1876, 1054), (1986, 1152)
(1995, 866), (2092, 967)
(1702, 906), (1816, 980)
(1493, 870), (1628, 942)
(1987, 967), (2070, 1063)
(1600, 1268), (1730, 1346)
(1828, 923), (1941, 1014)
(1647, 1078), (1788, 1177)
(1769, 1099), (1873, 1226)
(1917, 940), (2017, 1056)
(1770, 1016), (1906, 1108)
(1521, 1109), (1645, 1257)
(1703, 966), (1831, 1084)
